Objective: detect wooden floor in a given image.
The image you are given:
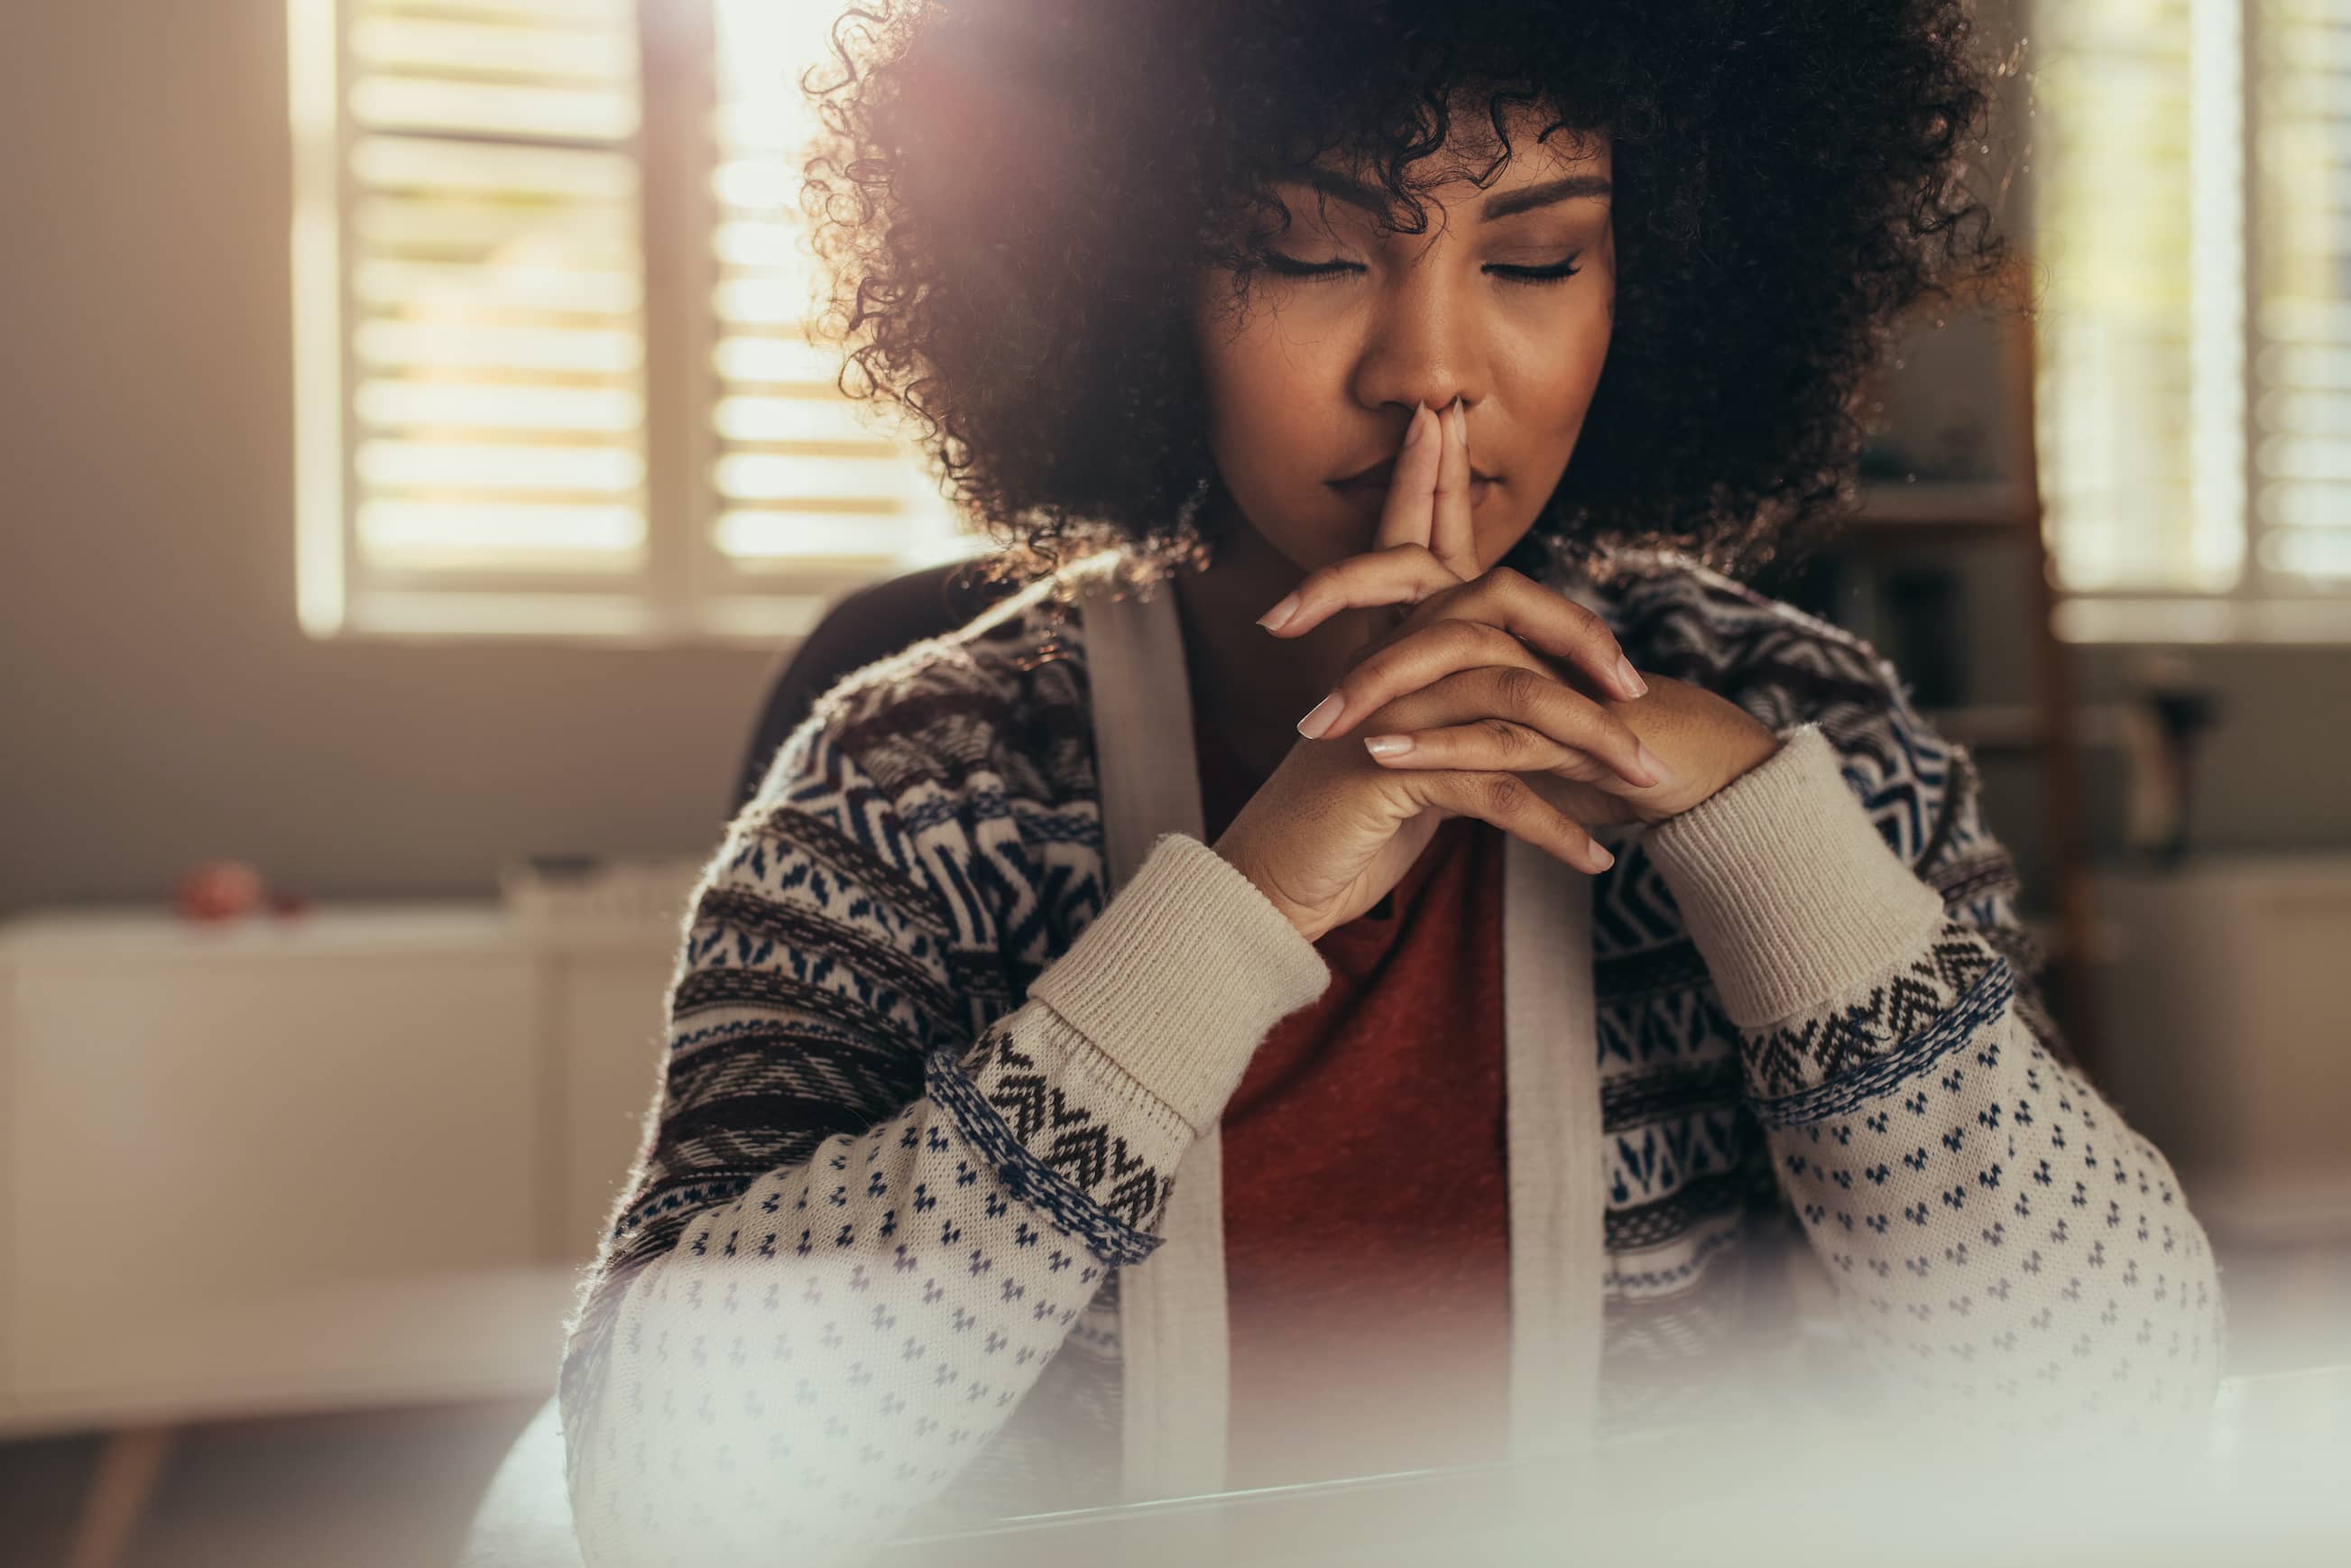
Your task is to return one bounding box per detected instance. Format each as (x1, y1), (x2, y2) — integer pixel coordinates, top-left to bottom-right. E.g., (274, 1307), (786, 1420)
(0, 1398), (546, 1568)
(3, 1240), (2346, 1568)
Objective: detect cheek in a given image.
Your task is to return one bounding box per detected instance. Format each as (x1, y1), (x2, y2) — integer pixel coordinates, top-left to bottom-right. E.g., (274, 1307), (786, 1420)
(1197, 323), (1330, 473)
(1192, 280), (1284, 435)
(1510, 306), (1612, 439)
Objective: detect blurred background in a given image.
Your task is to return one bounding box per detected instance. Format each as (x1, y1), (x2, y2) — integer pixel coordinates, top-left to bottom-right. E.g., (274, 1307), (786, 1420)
(2, 1), (2347, 1564)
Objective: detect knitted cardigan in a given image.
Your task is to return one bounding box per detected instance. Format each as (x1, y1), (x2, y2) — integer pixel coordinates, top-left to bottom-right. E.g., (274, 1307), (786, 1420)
(557, 548), (2226, 1566)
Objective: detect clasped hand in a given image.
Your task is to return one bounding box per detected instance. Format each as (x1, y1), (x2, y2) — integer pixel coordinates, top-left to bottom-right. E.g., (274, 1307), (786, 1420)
(1258, 398), (1779, 829)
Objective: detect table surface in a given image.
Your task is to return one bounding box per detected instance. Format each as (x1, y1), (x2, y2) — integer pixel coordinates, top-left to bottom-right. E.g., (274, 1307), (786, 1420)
(463, 1364), (2351, 1568)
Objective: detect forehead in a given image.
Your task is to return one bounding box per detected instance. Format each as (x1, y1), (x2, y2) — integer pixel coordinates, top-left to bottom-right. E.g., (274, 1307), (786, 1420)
(1271, 147), (1612, 242)
(1288, 102), (1610, 212)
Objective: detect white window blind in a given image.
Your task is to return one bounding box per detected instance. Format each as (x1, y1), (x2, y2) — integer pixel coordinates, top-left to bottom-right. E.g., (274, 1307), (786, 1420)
(2255, 0), (2351, 588)
(704, 0), (966, 579)
(2040, 0), (2351, 641)
(291, 0), (982, 643)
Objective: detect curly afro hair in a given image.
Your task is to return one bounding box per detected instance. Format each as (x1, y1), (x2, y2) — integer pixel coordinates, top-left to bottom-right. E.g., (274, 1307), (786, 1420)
(797, 0), (2018, 594)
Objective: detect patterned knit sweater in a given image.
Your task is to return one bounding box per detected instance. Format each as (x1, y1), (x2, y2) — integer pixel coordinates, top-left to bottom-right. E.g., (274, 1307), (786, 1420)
(557, 553), (2226, 1566)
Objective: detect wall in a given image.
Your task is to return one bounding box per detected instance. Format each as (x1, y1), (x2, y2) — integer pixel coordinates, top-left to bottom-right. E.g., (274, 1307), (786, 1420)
(0, 2), (777, 913)
(3, 2), (2347, 918)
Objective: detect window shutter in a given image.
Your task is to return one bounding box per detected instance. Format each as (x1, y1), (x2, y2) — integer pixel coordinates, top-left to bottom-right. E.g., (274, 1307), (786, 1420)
(295, 0), (985, 640)
(298, 0), (657, 637)
(699, 0), (980, 605)
(2039, 0), (2351, 638)
(2036, 0), (2230, 595)
(2253, 0), (2351, 590)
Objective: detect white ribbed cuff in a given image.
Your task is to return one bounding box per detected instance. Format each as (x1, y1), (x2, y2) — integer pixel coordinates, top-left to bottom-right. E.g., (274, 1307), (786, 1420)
(1644, 724), (1946, 1028)
(1025, 832), (1332, 1134)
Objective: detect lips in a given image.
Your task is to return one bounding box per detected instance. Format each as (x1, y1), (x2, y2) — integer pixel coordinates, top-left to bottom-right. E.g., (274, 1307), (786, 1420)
(1331, 473), (1498, 505)
(1330, 456), (1498, 488)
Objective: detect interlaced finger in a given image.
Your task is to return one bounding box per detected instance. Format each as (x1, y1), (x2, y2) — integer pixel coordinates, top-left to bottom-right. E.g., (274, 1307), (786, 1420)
(1352, 660), (1664, 790)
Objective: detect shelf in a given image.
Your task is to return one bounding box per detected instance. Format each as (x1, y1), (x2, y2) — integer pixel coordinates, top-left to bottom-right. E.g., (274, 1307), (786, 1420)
(0, 899), (682, 960)
(1918, 703), (2132, 752)
(1841, 481), (2039, 539)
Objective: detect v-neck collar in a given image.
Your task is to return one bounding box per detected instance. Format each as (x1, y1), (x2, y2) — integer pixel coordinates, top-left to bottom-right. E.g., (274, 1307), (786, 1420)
(1069, 549), (1607, 1506)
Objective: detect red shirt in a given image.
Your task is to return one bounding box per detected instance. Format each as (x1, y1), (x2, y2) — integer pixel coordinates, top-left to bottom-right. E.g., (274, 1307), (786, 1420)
(1194, 707), (1515, 1491)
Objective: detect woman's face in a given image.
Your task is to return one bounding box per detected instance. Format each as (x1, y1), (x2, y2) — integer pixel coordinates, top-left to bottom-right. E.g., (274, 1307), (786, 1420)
(1190, 110), (1615, 578)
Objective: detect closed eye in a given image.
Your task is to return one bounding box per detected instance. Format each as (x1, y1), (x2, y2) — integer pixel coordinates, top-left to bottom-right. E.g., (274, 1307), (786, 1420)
(1259, 253), (1584, 286)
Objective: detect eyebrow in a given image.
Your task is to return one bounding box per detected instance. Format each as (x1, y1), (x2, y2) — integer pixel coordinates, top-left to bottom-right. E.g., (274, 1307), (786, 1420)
(1292, 167), (1613, 223)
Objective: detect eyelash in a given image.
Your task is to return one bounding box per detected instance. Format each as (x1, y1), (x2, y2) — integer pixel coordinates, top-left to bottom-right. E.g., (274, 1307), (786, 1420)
(1258, 253), (1585, 287)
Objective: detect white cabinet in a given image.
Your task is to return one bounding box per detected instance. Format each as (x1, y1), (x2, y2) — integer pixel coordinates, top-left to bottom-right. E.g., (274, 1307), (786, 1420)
(2092, 855), (2351, 1243)
(0, 905), (678, 1436)
(552, 950), (679, 1263)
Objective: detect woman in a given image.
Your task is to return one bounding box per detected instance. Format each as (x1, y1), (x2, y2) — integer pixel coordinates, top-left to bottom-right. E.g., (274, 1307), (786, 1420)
(559, 2), (2225, 1562)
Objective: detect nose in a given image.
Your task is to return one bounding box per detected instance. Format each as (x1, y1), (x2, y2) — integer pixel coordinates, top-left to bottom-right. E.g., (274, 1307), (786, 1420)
(1369, 388), (1488, 484)
(1344, 262), (1484, 441)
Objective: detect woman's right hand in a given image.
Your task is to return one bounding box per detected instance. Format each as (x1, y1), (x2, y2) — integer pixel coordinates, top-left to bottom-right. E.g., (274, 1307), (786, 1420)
(1211, 398), (1649, 943)
(1215, 680), (1628, 942)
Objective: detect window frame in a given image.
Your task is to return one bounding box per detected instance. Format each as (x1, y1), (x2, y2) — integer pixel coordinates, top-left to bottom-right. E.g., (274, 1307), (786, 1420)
(289, 0), (986, 649)
(2041, 0), (2351, 646)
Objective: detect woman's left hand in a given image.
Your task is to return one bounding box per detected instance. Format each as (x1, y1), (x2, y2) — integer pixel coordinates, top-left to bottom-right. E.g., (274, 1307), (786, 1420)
(1263, 556), (1783, 829)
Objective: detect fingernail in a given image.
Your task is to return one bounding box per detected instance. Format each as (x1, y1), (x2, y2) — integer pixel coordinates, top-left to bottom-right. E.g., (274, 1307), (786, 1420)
(1296, 691), (1343, 739)
(1634, 741), (1673, 787)
(1363, 734), (1413, 758)
(1615, 654), (1648, 699)
(1586, 844), (1615, 873)
(1449, 399), (1467, 443)
(1258, 592), (1300, 632)
(1403, 404), (1431, 448)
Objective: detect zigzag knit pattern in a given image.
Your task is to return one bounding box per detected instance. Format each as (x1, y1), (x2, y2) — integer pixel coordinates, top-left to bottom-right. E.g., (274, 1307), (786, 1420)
(555, 553), (2225, 1565)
